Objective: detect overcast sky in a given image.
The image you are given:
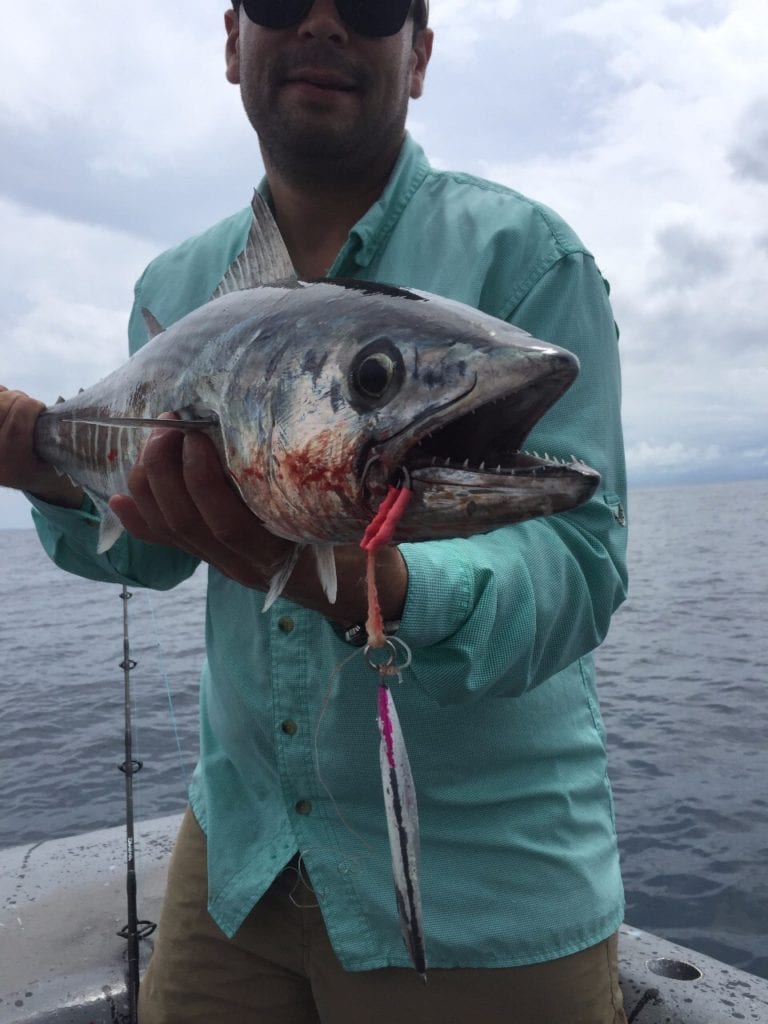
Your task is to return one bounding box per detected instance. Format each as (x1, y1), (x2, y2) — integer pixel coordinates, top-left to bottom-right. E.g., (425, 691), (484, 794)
(1, 0), (766, 528)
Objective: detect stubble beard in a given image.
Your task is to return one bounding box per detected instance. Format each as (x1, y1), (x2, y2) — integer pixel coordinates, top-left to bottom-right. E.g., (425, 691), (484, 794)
(240, 46), (410, 189)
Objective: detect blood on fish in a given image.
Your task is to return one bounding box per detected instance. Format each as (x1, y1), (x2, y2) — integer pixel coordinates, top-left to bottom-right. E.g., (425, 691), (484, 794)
(107, 449), (118, 462)
(283, 430), (355, 493)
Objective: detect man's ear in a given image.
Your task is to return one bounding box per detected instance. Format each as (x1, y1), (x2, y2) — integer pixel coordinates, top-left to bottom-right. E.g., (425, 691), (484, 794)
(409, 28), (433, 100)
(225, 8), (240, 85)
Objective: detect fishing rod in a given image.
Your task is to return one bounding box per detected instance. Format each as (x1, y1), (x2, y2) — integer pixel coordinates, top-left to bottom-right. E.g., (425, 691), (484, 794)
(116, 585), (156, 1023)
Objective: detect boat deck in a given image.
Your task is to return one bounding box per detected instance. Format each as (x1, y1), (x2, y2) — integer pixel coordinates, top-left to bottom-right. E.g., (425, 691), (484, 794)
(1, 816), (766, 1023)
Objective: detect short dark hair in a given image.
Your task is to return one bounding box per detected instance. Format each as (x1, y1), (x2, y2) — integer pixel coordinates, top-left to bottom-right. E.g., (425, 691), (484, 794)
(230, 2), (430, 32)
(413, 1), (429, 31)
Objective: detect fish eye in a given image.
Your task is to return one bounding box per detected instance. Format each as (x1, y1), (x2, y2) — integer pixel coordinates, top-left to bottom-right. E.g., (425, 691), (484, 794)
(349, 340), (404, 410)
(357, 353), (395, 398)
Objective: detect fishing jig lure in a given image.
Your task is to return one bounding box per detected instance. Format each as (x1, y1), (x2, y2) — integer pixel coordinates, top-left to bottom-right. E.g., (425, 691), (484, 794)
(360, 480), (426, 977)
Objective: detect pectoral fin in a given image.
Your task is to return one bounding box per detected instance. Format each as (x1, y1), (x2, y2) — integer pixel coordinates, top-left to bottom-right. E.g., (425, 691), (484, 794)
(263, 544), (303, 611)
(141, 307), (166, 339)
(313, 543), (337, 605)
(93, 500), (125, 554)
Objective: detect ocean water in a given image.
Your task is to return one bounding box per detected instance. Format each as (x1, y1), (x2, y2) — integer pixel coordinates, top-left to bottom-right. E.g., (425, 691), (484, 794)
(1, 479), (766, 980)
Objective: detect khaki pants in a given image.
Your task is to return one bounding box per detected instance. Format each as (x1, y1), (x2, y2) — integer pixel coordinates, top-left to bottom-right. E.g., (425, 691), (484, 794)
(139, 808), (627, 1024)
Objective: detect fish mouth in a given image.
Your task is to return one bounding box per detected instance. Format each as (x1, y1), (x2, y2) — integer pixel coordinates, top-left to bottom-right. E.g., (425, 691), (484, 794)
(405, 379), (593, 481)
(362, 354), (600, 528)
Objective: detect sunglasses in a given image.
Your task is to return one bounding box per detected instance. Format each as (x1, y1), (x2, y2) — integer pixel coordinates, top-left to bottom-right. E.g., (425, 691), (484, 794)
(239, 0), (420, 38)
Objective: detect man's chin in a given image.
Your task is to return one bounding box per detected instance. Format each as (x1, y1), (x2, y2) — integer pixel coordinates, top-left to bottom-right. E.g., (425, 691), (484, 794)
(260, 113), (367, 166)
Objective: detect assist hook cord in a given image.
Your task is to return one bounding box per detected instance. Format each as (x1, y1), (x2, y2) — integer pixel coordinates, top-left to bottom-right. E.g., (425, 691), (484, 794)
(117, 585), (156, 1023)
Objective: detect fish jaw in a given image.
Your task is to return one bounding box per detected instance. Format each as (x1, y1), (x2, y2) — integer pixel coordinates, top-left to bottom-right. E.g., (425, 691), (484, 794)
(360, 342), (601, 539)
(395, 459), (600, 539)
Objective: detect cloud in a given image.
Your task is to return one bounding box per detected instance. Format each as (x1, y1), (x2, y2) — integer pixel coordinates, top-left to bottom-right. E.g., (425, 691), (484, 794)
(0, 198), (157, 400)
(426, 1), (524, 63)
(652, 224), (731, 290)
(0, 2), (261, 242)
(477, 0), (768, 480)
(628, 440), (720, 470)
(0, 489), (34, 532)
(0, 0), (766, 532)
(729, 97), (768, 183)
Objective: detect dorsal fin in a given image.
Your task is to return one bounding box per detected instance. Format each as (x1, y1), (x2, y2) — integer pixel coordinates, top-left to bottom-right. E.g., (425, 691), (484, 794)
(211, 192), (299, 299)
(142, 307), (166, 339)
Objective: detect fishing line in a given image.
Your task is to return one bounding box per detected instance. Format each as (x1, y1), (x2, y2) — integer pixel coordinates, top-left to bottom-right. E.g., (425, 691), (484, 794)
(312, 644), (376, 868)
(286, 851), (319, 910)
(310, 480), (415, 863)
(144, 589), (192, 782)
(283, 647), (377, 912)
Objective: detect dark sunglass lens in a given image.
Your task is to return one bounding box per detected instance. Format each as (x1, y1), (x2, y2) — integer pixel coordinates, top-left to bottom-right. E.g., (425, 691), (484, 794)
(241, 0), (314, 30)
(337, 0), (412, 37)
(241, 0), (414, 37)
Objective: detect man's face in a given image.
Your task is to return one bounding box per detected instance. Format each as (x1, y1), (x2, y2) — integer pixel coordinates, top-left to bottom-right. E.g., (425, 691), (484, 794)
(225, 1), (432, 182)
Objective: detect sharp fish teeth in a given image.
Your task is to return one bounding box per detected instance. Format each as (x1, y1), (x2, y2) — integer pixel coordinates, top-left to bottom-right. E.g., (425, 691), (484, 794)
(479, 461), (486, 471)
(462, 458), (469, 469)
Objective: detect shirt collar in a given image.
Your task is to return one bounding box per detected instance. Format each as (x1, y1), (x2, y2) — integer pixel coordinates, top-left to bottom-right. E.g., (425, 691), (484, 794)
(339, 133), (431, 272)
(256, 134), (431, 276)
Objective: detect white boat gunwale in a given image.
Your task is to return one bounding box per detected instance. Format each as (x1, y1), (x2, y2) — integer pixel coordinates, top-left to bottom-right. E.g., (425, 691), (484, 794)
(1, 815), (766, 1024)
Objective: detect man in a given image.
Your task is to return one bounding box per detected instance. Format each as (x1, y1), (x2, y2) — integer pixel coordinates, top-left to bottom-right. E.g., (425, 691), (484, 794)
(0, 1), (629, 1021)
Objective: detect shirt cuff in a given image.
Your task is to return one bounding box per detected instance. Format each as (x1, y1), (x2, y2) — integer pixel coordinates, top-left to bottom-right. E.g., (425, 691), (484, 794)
(26, 491), (101, 529)
(396, 538), (474, 650)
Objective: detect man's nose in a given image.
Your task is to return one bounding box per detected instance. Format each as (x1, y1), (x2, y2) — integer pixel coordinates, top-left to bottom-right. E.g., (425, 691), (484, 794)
(297, 0), (349, 43)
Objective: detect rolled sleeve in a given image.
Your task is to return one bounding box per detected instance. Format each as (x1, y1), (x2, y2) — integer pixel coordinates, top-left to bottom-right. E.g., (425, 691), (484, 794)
(28, 495), (199, 591)
(394, 250), (628, 706)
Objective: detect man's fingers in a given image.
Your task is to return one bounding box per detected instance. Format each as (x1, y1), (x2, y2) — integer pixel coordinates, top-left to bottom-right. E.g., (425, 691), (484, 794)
(110, 422), (291, 590)
(180, 433), (260, 549)
(124, 427), (205, 541)
(0, 390), (48, 490)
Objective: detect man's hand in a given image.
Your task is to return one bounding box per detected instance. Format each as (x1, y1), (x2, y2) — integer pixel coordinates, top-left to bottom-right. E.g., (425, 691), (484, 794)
(110, 423), (294, 587)
(109, 423), (408, 625)
(0, 386), (83, 507)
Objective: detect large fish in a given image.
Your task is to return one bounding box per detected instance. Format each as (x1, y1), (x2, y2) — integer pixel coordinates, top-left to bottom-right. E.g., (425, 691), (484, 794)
(34, 194), (599, 605)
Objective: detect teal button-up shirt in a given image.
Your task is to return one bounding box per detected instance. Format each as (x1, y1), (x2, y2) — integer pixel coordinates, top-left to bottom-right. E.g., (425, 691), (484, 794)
(31, 135), (628, 970)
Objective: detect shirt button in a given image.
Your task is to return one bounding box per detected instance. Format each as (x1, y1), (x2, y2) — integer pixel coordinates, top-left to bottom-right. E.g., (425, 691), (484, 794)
(295, 799), (312, 816)
(281, 719), (298, 736)
(278, 616), (295, 634)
